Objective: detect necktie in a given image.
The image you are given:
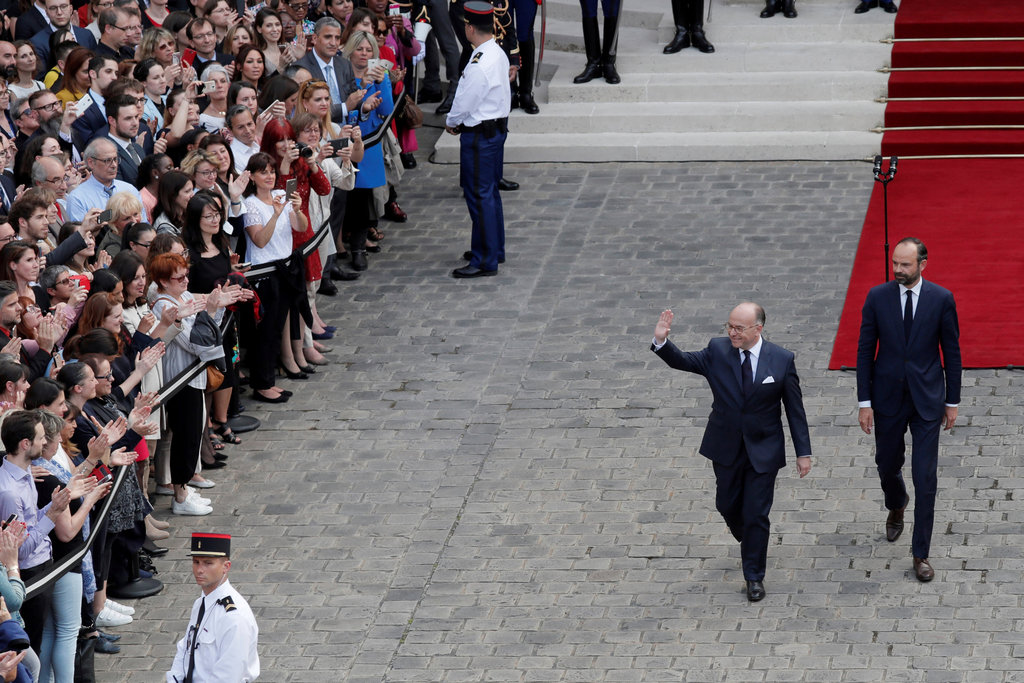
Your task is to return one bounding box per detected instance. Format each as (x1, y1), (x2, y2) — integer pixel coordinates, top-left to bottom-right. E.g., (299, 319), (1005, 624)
(103, 184), (114, 200)
(183, 598), (206, 683)
(904, 290), (913, 341)
(323, 63), (342, 104)
(128, 143), (142, 165)
(742, 349), (753, 396)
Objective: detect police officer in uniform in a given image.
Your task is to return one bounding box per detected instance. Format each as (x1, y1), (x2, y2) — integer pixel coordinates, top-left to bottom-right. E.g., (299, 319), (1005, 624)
(167, 533), (260, 682)
(446, 1), (512, 279)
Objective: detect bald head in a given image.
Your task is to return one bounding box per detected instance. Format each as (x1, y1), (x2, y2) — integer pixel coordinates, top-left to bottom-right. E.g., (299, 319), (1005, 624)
(727, 302), (765, 350)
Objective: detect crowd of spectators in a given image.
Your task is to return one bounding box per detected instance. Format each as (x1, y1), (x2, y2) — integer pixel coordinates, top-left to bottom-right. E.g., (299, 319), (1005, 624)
(0, 0), (424, 678)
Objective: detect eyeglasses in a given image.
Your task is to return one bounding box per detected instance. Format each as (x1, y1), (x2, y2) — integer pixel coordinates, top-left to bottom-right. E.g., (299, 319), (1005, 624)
(97, 373), (114, 381)
(25, 305), (40, 314)
(111, 24), (129, 31)
(45, 176), (67, 185)
(170, 274), (189, 282)
(725, 323), (761, 334)
(54, 277), (71, 286)
(131, 240), (152, 248)
(46, 3), (71, 10)
(200, 212), (221, 222)
(91, 156), (118, 165)
(192, 31), (215, 40)
(195, 168), (218, 177)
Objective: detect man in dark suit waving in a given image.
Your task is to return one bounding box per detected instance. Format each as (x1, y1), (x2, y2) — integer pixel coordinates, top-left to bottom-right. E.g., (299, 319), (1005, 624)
(651, 302), (812, 601)
(857, 237), (961, 583)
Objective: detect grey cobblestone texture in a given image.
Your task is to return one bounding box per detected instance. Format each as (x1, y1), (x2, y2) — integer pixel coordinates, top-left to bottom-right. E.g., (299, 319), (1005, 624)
(97, 157), (1023, 682)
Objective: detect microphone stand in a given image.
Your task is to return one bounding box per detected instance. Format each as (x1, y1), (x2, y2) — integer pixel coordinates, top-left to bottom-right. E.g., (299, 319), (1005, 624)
(872, 155), (898, 281)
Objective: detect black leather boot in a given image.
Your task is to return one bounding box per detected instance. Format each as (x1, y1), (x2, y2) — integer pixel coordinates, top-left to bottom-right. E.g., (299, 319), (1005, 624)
(783, 0), (797, 17)
(601, 15), (621, 84)
(573, 17), (602, 84)
(436, 79), (458, 115)
(689, 0), (715, 53)
(518, 39), (540, 114)
(760, 0), (782, 17)
(663, 0), (690, 53)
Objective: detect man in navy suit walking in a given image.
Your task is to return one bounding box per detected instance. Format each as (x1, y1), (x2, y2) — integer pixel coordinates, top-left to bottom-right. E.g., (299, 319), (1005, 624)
(857, 237), (961, 583)
(651, 302), (812, 601)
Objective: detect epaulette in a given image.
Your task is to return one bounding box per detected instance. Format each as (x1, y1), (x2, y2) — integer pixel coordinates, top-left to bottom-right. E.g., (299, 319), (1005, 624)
(217, 595), (237, 612)
(471, 52), (483, 64)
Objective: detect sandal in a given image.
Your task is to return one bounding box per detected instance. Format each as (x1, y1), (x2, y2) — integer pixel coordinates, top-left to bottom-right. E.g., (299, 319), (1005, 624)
(207, 430), (225, 451)
(211, 420), (242, 445)
(368, 226), (385, 242)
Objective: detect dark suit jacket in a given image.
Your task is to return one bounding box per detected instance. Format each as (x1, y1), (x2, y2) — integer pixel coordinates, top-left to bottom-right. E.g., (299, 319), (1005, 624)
(194, 51), (235, 71)
(71, 98), (107, 150)
(293, 51), (358, 123)
(0, 171), (15, 212)
(108, 135), (144, 185)
(30, 25), (98, 69)
(13, 4), (47, 40)
(654, 336), (812, 474)
(856, 279), (962, 421)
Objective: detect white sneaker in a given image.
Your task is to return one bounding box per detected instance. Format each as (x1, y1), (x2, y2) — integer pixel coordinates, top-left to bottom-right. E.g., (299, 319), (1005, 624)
(95, 606), (133, 627)
(105, 599), (135, 616)
(172, 497), (213, 516)
(189, 478), (215, 489)
(187, 489), (211, 506)
(153, 485), (174, 496)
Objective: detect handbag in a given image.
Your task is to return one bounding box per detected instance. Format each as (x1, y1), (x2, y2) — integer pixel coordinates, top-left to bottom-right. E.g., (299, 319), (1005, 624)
(74, 633), (96, 683)
(205, 365), (224, 392)
(396, 94), (423, 129)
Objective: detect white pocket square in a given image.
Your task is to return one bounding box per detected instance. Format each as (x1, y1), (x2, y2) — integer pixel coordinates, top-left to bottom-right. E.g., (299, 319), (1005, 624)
(762, 376), (775, 384)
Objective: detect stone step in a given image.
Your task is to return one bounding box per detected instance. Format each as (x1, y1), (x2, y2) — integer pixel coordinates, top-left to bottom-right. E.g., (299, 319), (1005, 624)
(502, 100), (884, 134)
(432, 129), (882, 163)
(540, 39), (892, 75)
(546, 70), (888, 103)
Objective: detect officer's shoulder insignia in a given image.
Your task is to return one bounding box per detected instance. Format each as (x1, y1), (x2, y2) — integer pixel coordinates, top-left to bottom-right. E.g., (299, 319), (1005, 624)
(217, 596), (237, 612)
(471, 52), (483, 64)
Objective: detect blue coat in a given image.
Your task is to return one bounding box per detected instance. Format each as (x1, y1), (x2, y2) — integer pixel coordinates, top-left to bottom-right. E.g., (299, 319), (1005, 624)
(653, 336), (812, 474)
(856, 279), (962, 421)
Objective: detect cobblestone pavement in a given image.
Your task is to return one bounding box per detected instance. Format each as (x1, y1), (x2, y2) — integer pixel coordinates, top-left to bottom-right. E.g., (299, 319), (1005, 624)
(98, 155), (1024, 682)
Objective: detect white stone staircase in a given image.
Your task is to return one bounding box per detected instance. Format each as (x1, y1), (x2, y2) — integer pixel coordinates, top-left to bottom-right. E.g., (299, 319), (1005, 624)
(430, 0), (896, 163)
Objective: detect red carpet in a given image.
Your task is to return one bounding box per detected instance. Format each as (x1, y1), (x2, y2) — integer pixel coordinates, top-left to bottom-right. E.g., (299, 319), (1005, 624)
(829, 0), (1024, 369)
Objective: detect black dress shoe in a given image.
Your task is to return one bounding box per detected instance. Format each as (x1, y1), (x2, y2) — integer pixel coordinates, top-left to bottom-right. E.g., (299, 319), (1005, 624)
(880, 0), (897, 12)
(760, 0), (781, 17)
(298, 365), (316, 374)
(689, 28), (715, 53)
(782, 0), (797, 17)
(142, 539), (169, 556)
(663, 28), (690, 54)
(365, 244), (382, 253)
(886, 496), (909, 542)
(351, 251), (368, 271)
(452, 265), (497, 279)
(282, 368), (309, 380)
(418, 88), (442, 103)
(498, 178), (519, 191)
(330, 266), (360, 281)
(317, 279), (338, 296)
(93, 637), (120, 654)
(201, 459), (227, 469)
(252, 391), (289, 403)
(746, 580), (766, 602)
(519, 91), (540, 115)
(463, 251), (505, 264)
(401, 152), (417, 169)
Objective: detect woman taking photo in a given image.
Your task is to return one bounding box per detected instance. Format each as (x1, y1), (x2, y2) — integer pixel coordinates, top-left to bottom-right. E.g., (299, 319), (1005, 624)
(258, 76), (299, 120)
(181, 149), (248, 237)
(227, 80), (259, 117)
(98, 192), (144, 258)
(152, 171), (194, 236)
(9, 42), (45, 100)
(149, 252), (246, 516)
(198, 64), (231, 133)
(241, 152), (303, 403)
(255, 8), (295, 76)
(137, 28), (188, 87)
(341, 30), (394, 272)
(55, 47), (93, 105)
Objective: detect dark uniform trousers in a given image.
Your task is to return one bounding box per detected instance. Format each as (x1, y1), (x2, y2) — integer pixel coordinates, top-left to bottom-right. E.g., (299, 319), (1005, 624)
(460, 122), (507, 272)
(712, 444), (778, 582)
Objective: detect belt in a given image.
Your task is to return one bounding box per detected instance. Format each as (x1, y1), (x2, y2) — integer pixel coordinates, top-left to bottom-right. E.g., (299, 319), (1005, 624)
(460, 117), (508, 136)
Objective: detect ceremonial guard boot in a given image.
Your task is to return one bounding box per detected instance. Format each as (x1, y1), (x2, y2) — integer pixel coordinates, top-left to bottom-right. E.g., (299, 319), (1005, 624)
(663, 0), (690, 53)
(574, 16), (603, 83)
(517, 39), (540, 114)
(601, 15), (620, 84)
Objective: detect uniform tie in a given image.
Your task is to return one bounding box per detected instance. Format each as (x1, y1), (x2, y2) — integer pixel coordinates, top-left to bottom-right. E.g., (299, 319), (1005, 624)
(183, 597), (206, 683)
(742, 349), (753, 396)
(904, 290), (913, 341)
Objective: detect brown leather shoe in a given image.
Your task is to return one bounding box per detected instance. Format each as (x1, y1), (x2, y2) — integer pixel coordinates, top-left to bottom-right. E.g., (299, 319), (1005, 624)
(913, 557), (934, 582)
(885, 497), (909, 542)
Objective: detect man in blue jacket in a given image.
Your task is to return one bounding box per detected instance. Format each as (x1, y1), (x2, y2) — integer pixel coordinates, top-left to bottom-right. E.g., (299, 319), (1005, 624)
(651, 302), (812, 601)
(857, 237), (961, 583)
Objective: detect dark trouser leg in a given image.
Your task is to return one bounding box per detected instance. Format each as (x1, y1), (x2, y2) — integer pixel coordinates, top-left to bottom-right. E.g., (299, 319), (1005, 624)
(713, 450), (778, 581)
(574, 5), (602, 84)
(20, 562), (55, 652)
(908, 410), (941, 559)
(166, 386), (205, 486)
(430, 0), (462, 84)
(460, 130), (505, 271)
(688, 0), (715, 53)
(249, 276), (285, 391)
(601, 15), (621, 83)
(664, 0), (690, 53)
(873, 400), (913, 514)
(517, 39), (539, 114)
(423, 30), (441, 92)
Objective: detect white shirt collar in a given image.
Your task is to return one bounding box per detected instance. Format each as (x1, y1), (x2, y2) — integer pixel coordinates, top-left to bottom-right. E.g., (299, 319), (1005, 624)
(745, 335), (764, 360)
(313, 50), (333, 71)
(900, 278), (923, 298)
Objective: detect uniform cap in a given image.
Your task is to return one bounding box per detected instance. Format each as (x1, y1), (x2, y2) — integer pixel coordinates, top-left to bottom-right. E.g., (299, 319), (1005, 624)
(190, 533), (231, 557)
(463, 1), (493, 28)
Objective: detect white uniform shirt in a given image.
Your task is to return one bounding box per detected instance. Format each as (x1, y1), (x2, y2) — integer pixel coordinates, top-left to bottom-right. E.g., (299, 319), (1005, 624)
(445, 37), (511, 128)
(166, 578), (260, 683)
